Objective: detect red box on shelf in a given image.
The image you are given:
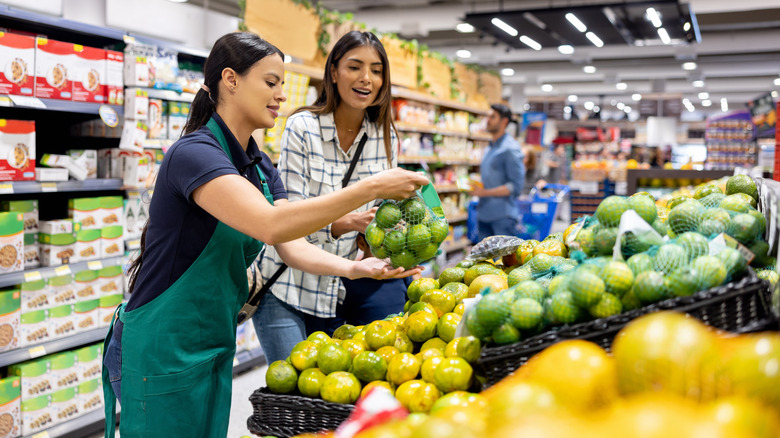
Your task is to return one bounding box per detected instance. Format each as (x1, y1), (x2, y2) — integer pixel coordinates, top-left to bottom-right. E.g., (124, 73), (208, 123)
(34, 37), (75, 100)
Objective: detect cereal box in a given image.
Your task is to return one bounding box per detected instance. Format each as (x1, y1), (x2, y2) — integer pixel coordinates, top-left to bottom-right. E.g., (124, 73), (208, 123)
(74, 270), (98, 302)
(20, 394), (50, 436)
(20, 279), (48, 313)
(97, 265), (123, 296)
(0, 119), (35, 181)
(48, 274), (75, 307)
(39, 219), (72, 235)
(50, 352), (78, 392)
(97, 294), (122, 328)
(75, 229), (100, 262)
(0, 213), (23, 273)
(50, 387), (78, 426)
(101, 226), (123, 258)
(9, 358), (51, 399)
(49, 304), (75, 340)
(22, 233), (38, 269)
(0, 288), (20, 352)
(69, 197), (100, 229)
(67, 149), (97, 179)
(71, 45), (105, 103)
(105, 50), (123, 106)
(73, 299), (98, 333)
(77, 378), (101, 414)
(39, 232), (75, 267)
(34, 38), (74, 100)
(0, 376), (21, 438)
(0, 31), (34, 96)
(0, 200), (38, 233)
(98, 196), (123, 227)
(74, 344), (102, 382)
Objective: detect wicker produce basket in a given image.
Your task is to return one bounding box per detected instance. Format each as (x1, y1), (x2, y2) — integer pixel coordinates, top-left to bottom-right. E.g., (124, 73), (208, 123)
(248, 387), (353, 438)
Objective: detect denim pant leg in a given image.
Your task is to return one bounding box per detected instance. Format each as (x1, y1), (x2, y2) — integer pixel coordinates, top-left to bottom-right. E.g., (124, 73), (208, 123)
(477, 221), (494, 243)
(490, 217), (518, 237)
(104, 320), (123, 401)
(252, 292), (307, 364)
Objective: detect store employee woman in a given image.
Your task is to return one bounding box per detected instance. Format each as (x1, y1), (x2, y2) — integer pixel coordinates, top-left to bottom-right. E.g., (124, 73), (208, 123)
(101, 32), (427, 438)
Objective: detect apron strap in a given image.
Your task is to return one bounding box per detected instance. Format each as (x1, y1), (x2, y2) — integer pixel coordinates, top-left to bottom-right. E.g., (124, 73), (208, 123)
(102, 304), (125, 438)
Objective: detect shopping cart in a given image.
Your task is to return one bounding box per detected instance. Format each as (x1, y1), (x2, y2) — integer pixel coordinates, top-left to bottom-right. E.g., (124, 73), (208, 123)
(515, 183), (570, 240)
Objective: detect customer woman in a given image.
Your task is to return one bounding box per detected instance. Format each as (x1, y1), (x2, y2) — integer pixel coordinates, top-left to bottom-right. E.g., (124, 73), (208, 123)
(101, 32), (427, 438)
(254, 31), (403, 362)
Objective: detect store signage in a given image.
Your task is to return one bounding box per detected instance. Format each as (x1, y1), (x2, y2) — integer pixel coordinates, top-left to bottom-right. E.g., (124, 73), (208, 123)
(638, 99), (659, 118)
(747, 92), (776, 136)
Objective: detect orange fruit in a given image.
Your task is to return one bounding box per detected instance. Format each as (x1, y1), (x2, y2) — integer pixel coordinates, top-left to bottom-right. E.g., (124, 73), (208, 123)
(341, 339), (367, 359)
(375, 346), (400, 364)
(403, 310), (439, 343)
(320, 371), (362, 404)
(407, 278), (439, 302)
(351, 330), (368, 347)
(420, 337), (447, 352)
(360, 380), (395, 399)
(394, 331), (414, 354)
(454, 336), (481, 364)
(463, 263), (502, 286)
(317, 343), (352, 375)
(333, 324), (359, 340)
(441, 282), (469, 303)
(433, 357), (473, 393)
(420, 289), (456, 317)
(409, 381), (441, 413)
(407, 301), (438, 317)
(395, 379), (425, 410)
(436, 313), (461, 343)
(307, 331), (332, 347)
(364, 320), (398, 350)
(516, 240), (539, 265)
(467, 274), (508, 298)
(715, 332), (780, 407)
(387, 352), (421, 386)
(706, 395), (780, 438)
(266, 360), (298, 394)
(351, 351), (388, 383)
(415, 348), (444, 363)
(453, 302), (465, 315)
(563, 223), (580, 246)
(289, 340), (319, 371)
(421, 356), (445, 383)
(429, 391), (486, 415)
(483, 382), (557, 426)
(297, 368), (327, 397)
(532, 239), (568, 258)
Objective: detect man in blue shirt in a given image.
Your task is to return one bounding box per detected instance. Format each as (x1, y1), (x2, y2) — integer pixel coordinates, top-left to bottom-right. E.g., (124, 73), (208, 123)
(470, 104), (526, 241)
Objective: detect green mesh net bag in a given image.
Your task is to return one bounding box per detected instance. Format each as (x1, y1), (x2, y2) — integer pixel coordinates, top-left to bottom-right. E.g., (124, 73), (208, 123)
(367, 196), (447, 269)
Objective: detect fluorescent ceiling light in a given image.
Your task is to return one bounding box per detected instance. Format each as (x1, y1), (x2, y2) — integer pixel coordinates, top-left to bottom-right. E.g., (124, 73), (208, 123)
(524, 103), (531, 110)
(616, 102), (625, 110)
(702, 99), (712, 107)
(624, 106), (632, 113)
(774, 78), (780, 86)
(584, 101), (594, 110)
(492, 18), (518, 37)
(283, 55), (292, 63)
(657, 28), (671, 44)
(565, 13), (587, 32)
(646, 8), (662, 28)
(773, 91), (778, 98)
(501, 68), (515, 76)
(632, 93), (642, 101)
(682, 62), (697, 71)
(456, 23), (475, 33)
(519, 35), (542, 51)
(585, 31), (604, 48)
(541, 83), (553, 92)
(698, 92), (709, 99)
(683, 22), (691, 32)
(523, 12), (547, 29)
(692, 80), (705, 88)
(568, 94), (578, 102)
(583, 65), (596, 74)
(456, 49), (472, 58)
(616, 82), (627, 90)
(564, 106), (572, 113)
(558, 45), (574, 54)
(721, 98), (728, 112)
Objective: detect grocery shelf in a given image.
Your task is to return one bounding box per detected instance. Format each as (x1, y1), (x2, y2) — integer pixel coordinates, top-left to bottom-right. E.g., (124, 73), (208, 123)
(24, 408), (119, 438)
(391, 86), (490, 115)
(398, 156), (479, 166)
(433, 184), (460, 194)
(0, 95), (124, 117)
(441, 238), (472, 253)
(125, 33), (209, 59)
(395, 122), (470, 138)
(0, 256), (125, 288)
(0, 178), (123, 195)
(141, 88), (197, 103)
(447, 213), (469, 224)
(285, 62), (325, 81)
(0, 327), (108, 368)
(626, 169), (733, 195)
(233, 348), (267, 376)
(0, 5), (125, 46)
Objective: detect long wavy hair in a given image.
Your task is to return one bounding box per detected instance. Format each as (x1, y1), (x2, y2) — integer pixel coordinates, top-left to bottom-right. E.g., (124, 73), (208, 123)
(294, 31), (395, 167)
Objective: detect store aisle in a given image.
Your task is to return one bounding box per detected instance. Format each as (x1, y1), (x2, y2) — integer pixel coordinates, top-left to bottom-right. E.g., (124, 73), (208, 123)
(228, 364), (269, 437)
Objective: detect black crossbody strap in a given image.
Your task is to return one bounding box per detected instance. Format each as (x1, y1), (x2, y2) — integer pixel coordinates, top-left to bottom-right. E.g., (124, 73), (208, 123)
(247, 133), (369, 308)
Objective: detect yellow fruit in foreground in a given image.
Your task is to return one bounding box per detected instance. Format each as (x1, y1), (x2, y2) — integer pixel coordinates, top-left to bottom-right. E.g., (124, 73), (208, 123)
(365, 320), (398, 350)
(320, 371), (361, 404)
(386, 352), (421, 386)
(395, 379), (424, 410)
(409, 381), (441, 413)
(467, 274), (508, 298)
(375, 345), (400, 364)
(360, 380), (395, 399)
(706, 396), (780, 438)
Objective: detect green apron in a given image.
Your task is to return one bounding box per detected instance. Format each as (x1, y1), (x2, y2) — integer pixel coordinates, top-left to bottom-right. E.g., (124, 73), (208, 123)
(102, 117), (273, 437)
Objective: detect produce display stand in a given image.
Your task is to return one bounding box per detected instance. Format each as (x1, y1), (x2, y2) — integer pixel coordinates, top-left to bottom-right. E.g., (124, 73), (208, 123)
(248, 387), (353, 438)
(625, 169), (733, 195)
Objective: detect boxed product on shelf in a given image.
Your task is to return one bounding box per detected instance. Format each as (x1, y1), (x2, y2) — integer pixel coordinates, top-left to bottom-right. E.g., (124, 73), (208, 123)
(73, 299), (98, 332)
(39, 219), (72, 235)
(39, 232), (76, 267)
(148, 99), (167, 139)
(0, 31), (35, 96)
(122, 151), (150, 188)
(123, 194), (142, 239)
(124, 88), (148, 120)
(100, 226), (123, 257)
(71, 45), (105, 103)
(97, 148), (133, 179)
(9, 357), (51, 399)
(34, 37), (74, 100)
(99, 196), (123, 227)
(74, 344), (102, 382)
(167, 101), (189, 139)
(50, 386), (78, 425)
(0, 200), (38, 233)
(105, 50), (124, 105)
(35, 167), (68, 182)
(48, 273), (75, 306)
(0, 119), (35, 181)
(49, 304), (75, 339)
(0, 212), (23, 273)
(75, 229), (101, 261)
(23, 233), (39, 269)
(118, 120), (148, 152)
(0, 288), (21, 352)
(97, 265), (123, 296)
(50, 352), (78, 392)
(39, 154), (87, 181)
(69, 197), (99, 229)
(20, 279), (48, 313)
(0, 376), (21, 438)
(77, 378), (102, 415)
(73, 270), (97, 301)
(67, 149), (97, 179)
(20, 393), (51, 436)
(97, 294), (122, 328)
(123, 54), (149, 88)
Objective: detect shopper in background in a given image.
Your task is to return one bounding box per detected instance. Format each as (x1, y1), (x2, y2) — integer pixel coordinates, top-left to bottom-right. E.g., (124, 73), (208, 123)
(470, 103), (526, 241)
(254, 31), (405, 363)
(521, 145), (540, 193)
(101, 32), (427, 438)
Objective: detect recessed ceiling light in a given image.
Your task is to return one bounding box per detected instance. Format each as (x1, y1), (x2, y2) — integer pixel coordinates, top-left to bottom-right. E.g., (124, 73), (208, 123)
(616, 102), (625, 110)
(646, 8), (662, 28)
(624, 106), (632, 113)
(692, 80), (705, 88)
(501, 68), (515, 76)
(657, 28), (671, 44)
(283, 55), (292, 63)
(584, 101), (594, 110)
(524, 103), (531, 110)
(492, 18), (518, 37)
(774, 78), (780, 86)
(610, 99), (617, 106)
(702, 99), (712, 107)
(519, 35), (542, 51)
(568, 94), (578, 102)
(721, 98), (728, 112)
(772, 91), (778, 98)
(583, 65), (596, 74)
(593, 105), (601, 112)
(683, 22), (691, 32)
(456, 23), (475, 33)
(564, 106), (572, 113)
(616, 82), (627, 90)
(682, 62), (697, 71)
(541, 83), (553, 92)
(456, 49), (472, 58)
(698, 92), (709, 100)
(585, 31), (604, 48)
(565, 13), (587, 32)
(632, 93), (642, 101)
(558, 45), (574, 54)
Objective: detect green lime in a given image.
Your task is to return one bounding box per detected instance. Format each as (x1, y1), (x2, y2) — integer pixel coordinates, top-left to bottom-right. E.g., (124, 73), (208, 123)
(633, 271), (668, 304)
(351, 351), (388, 383)
(588, 293), (622, 319)
(391, 250), (417, 270)
(415, 242), (439, 261)
(690, 255), (728, 289)
(407, 223), (432, 252)
(429, 219), (449, 243)
(407, 278), (439, 302)
(628, 195), (657, 224)
(385, 229), (407, 254)
(365, 222), (385, 248)
(621, 288), (642, 311)
(507, 266), (533, 286)
(376, 202), (402, 228)
(693, 183), (723, 199)
(652, 243), (688, 274)
(266, 360), (298, 394)
(569, 270), (605, 308)
(441, 282), (469, 303)
(465, 310), (491, 341)
(676, 231), (710, 261)
(716, 247), (747, 277)
(473, 292), (510, 330)
(297, 368), (327, 398)
(651, 218), (668, 237)
(627, 253), (653, 276)
(596, 196), (630, 227)
(595, 227), (618, 256)
(550, 291), (582, 324)
(438, 267), (465, 287)
(547, 274), (571, 297)
(725, 174), (758, 201)
(317, 343), (353, 375)
(667, 200), (705, 235)
(492, 322), (521, 345)
(726, 213), (761, 245)
(699, 193), (726, 209)
(401, 198), (428, 225)
(510, 297), (544, 330)
(600, 260), (634, 297)
(512, 280), (546, 303)
(665, 265), (702, 297)
(719, 194), (751, 214)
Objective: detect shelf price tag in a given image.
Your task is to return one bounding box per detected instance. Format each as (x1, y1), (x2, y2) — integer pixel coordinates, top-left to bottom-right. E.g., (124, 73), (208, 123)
(40, 182), (57, 192)
(87, 261), (103, 271)
(0, 183), (12, 194)
(28, 345), (46, 359)
(8, 95), (46, 109)
(24, 271), (42, 282)
(233, 356), (240, 367)
(0, 96), (12, 107)
(31, 432), (49, 438)
(54, 266), (71, 276)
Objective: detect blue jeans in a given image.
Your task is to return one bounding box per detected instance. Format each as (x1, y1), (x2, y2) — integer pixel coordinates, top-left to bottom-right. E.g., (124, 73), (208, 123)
(252, 292), (306, 364)
(104, 319), (123, 401)
(477, 218), (518, 242)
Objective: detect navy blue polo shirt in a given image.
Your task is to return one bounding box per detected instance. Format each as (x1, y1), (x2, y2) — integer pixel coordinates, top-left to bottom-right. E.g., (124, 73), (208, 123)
(126, 113), (288, 311)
